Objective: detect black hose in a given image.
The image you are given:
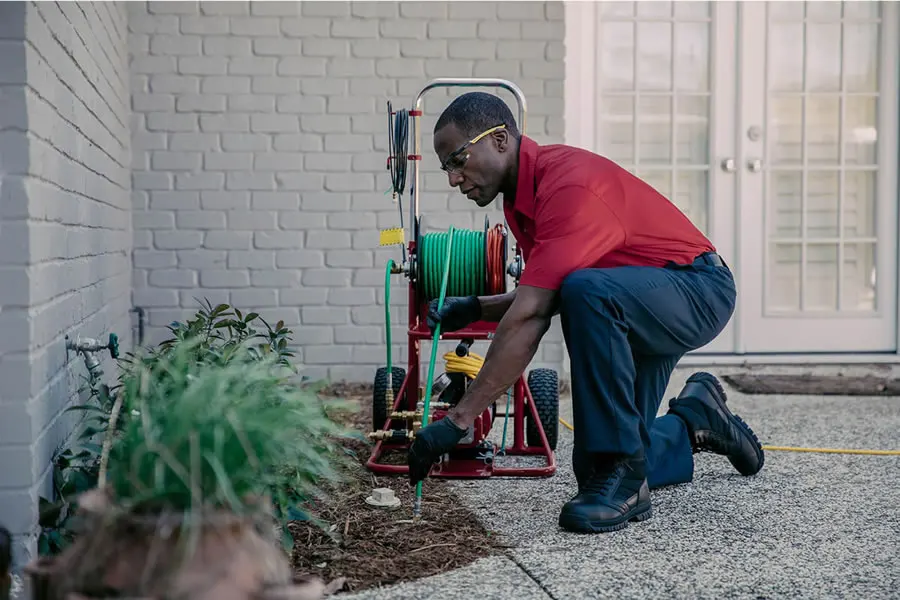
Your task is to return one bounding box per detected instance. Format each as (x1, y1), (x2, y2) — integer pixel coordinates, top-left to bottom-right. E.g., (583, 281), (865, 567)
(387, 100), (408, 229)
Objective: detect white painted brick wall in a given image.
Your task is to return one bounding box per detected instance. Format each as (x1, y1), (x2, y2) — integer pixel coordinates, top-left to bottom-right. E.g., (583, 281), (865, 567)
(128, 0), (565, 384)
(0, 1), (132, 566)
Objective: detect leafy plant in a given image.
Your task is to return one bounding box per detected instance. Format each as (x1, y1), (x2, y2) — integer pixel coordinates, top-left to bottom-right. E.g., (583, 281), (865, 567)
(38, 299), (346, 555)
(151, 299), (295, 370)
(38, 382), (119, 555)
(105, 336), (352, 539)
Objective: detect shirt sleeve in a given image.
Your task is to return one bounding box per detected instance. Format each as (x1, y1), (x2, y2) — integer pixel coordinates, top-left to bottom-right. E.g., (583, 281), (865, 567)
(518, 184), (626, 290)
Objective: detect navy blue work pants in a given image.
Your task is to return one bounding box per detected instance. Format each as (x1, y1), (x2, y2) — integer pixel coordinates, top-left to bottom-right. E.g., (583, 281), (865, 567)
(559, 259), (737, 489)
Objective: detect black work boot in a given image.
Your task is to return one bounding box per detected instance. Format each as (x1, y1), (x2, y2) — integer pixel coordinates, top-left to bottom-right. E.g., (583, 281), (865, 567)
(558, 455), (652, 533)
(668, 372), (765, 476)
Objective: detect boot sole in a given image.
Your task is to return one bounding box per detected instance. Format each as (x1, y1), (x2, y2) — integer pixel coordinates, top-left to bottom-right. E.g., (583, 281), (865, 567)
(558, 504), (653, 534)
(685, 372), (765, 476)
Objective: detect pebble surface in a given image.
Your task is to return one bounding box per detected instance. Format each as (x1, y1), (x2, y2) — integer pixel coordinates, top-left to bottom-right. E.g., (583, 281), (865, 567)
(338, 366), (900, 599)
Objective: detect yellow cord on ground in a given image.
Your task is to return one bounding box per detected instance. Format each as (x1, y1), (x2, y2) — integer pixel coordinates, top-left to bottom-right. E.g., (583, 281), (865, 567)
(556, 415), (899, 455)
(443, 354), (899, 457)
(758, 446), (900, 456)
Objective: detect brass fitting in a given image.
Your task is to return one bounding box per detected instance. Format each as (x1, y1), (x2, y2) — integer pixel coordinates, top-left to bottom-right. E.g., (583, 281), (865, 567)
(390, 410), (423, 420)
(368, 429), (415, 441)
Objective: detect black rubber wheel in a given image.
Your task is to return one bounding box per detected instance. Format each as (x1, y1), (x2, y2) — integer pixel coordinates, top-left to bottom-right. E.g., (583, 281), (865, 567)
(373, 366), (405, 432)
(526, 368), (559, 451)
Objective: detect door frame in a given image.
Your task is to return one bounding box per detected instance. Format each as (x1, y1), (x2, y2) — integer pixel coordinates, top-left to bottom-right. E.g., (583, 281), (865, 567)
(563, 0), (900, 359)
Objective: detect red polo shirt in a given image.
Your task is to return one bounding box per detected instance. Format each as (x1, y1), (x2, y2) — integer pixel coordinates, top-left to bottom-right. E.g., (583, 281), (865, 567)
(504, 136), (716, 290)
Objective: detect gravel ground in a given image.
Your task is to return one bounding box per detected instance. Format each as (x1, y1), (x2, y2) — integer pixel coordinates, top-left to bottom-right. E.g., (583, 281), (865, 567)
(337, 555), (551, 600)
(343, 366), (900, 600)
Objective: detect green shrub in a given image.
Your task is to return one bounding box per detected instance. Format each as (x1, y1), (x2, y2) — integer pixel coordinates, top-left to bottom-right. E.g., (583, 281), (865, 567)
(108, 335), (351, 523)
(39, 300), (352, 554)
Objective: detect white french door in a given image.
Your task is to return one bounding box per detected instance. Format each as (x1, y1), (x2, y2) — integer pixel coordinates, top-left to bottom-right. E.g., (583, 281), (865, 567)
(565, 0), (899, 354)
(737, 1), (898, 352)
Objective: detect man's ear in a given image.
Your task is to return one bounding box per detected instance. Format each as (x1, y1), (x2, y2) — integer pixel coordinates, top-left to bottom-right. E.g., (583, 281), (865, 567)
(493, 129), (509, 152)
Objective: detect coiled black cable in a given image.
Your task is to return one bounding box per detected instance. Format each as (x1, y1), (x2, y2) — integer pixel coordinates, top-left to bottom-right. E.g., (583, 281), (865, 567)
(387, 101), (408, 228)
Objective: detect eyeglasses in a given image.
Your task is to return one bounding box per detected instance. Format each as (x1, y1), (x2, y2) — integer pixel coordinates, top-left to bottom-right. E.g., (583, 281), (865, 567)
(440, 124), (506, 174)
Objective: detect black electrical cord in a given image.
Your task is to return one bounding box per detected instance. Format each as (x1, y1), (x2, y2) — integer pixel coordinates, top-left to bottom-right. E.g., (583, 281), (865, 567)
(387, 100), (408, 231)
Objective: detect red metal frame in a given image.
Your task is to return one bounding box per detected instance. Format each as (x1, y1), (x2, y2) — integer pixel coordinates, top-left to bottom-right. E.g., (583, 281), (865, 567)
(366, 240), (557, 479)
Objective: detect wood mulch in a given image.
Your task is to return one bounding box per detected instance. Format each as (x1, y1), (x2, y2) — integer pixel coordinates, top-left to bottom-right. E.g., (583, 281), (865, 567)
(289, 384), (505, 595)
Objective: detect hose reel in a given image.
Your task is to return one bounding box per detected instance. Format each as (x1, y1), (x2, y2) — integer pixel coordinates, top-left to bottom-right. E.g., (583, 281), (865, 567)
(413, 215), (510, 302)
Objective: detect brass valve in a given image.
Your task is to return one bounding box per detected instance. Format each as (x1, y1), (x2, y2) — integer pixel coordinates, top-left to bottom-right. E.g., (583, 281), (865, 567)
(390, 410), (423, 420)
(368, 429), (415, 441)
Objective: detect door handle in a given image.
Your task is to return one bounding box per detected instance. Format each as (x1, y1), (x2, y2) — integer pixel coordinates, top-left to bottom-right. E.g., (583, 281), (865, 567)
(720, 158), (736, 172)
(747, 159), (762, 173)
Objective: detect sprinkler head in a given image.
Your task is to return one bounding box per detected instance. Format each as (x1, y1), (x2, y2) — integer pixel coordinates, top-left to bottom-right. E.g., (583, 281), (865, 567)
(365, 487), (401, 509)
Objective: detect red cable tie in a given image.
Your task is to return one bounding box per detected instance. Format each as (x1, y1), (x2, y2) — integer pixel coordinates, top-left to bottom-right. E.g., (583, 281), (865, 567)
(409, 110), (423, 116)
(408, 154), (422, 160)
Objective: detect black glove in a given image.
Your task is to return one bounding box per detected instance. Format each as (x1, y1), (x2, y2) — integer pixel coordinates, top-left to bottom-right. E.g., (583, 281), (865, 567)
(426, 296), (481, 333)
(408, 416), (468, 484)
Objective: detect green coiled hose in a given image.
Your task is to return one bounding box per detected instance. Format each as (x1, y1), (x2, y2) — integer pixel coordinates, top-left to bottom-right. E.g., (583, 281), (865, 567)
(419, 229), (486, 300)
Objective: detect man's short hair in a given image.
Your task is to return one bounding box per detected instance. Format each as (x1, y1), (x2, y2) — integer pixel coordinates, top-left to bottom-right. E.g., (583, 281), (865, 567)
(434, 91), (521, 140)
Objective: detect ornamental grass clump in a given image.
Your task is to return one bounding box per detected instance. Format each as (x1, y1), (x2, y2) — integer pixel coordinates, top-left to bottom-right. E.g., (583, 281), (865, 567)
(107, 335), (351, 519)
(35, 310), (356, 599)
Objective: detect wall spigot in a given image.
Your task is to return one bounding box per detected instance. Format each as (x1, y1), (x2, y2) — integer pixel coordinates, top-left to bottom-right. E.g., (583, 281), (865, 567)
(65, 333), (120, 382)
(66, 333), (119, 358)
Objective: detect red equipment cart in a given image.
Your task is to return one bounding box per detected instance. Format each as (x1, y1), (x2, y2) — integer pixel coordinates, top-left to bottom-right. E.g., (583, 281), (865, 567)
(366, 78), (559, 479)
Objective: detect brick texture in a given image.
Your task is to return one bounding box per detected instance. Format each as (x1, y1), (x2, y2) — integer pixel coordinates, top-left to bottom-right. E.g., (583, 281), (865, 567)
(0, 1), (133, 565)
(128, 0), (566, 384)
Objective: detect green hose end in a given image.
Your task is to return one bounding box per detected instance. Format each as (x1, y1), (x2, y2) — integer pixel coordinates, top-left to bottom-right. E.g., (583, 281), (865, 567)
(385, 259), (395, 375)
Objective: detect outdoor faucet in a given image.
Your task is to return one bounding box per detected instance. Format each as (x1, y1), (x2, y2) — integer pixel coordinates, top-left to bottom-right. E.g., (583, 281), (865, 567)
(66, 333), (119, 382)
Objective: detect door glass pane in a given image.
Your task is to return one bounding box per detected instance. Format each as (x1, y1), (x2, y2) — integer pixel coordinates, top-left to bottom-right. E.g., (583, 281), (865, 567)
(675, 171), (708, 233)
(805, 23), (842, 92)
(844, 0), (881, 20)
(770, 96), (803, 163)
(637, 95), (671, 163)
(676, 95), (709, 164)
(675, 22), (709, 91)
(844, 96), (877, 164)
(595, 2), (712, 235)
(806, 97), (840, 164)
(843, 23), (879, 92)
(675, 1), (709, 19)
(806, 1), (842, 19)
(770, 171), (802, 238)
(807, 172), (839, 237)
(806, 243), (839, 310)
(599, 95), (634, 162)
(764, 0), (883, 314)
(768, 243), (802, 311)
(842, 243), (877, 311)
(637, 22), (673, 91)
(843, 172), (875, 237)
(768, 23), (804, 91)
(638, 0), (671, 17)
(601, 21), (635, 90)
(601, 1), (634, 17)
(769, 1), (804, 19)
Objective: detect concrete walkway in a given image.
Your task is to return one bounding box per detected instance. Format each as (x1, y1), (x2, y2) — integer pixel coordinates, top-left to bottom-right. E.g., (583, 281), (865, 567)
(344, 366), (900, 599)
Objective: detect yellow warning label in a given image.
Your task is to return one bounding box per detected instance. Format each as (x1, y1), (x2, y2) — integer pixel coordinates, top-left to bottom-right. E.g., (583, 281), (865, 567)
(379, 227), (405, 246)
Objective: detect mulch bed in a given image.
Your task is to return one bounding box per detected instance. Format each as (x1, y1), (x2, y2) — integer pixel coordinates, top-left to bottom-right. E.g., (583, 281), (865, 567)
(289, 384), (505, 595)
(723, 373), (900, 396)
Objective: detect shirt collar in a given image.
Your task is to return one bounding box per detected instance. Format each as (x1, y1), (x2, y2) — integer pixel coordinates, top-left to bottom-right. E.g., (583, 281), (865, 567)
(506, 135), (538, 220)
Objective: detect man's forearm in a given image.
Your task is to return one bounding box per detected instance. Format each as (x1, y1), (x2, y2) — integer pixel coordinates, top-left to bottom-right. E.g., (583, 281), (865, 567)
(448, 309), (552, 427)
(477, 289), (517, 322)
